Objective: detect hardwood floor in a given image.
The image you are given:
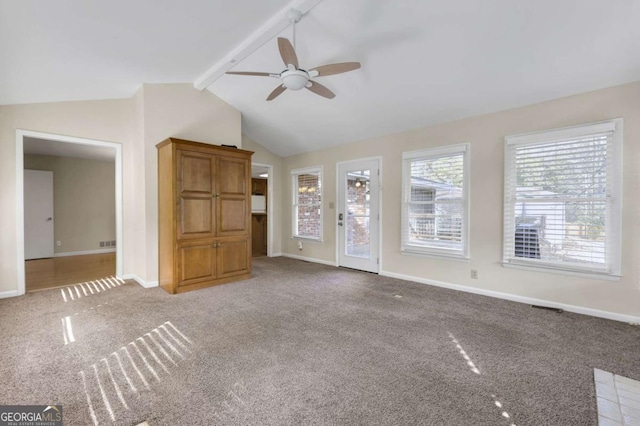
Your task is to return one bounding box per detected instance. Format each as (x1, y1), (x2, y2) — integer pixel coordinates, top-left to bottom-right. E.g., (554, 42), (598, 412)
(25, 253), (116, 292)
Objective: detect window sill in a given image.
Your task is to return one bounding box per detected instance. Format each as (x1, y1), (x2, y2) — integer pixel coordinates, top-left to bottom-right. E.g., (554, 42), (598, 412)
(502, 261), (621, 282)
(292, 236), (323, 243)
(401, 249), (469, 262)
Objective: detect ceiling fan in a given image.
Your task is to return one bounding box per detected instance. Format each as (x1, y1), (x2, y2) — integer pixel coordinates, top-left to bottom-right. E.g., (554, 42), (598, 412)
(225, 9), (361, 101)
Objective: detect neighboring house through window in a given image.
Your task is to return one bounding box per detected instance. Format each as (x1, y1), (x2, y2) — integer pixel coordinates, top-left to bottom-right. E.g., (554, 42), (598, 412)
(503, 119), (623, 278)
(292, 167), (322, 240)
(401, 144), (469, 258)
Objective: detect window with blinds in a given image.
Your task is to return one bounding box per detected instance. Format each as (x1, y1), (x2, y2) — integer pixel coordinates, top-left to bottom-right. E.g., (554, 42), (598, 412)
(292, 167), (322, 240)
(401, 144), (469, 258)
(503, 120), (623, 277)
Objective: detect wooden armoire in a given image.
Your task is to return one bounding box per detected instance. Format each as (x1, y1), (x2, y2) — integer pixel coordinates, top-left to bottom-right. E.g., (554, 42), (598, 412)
(157, 138), (253, 294)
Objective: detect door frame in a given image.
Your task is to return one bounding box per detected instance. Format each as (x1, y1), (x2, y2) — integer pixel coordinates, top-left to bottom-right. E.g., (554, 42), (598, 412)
(15, 130), (124, 296)
(335, 156), (383, 272)
(251, 162), (274, 257)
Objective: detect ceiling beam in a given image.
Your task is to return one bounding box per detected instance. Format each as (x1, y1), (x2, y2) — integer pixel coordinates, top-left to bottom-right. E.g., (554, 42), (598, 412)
(193, 0), (324, 91)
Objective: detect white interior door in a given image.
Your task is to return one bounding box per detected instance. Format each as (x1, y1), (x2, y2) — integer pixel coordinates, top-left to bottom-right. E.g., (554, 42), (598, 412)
(337, 159), (380, 273)
(24, 169), (54, 260)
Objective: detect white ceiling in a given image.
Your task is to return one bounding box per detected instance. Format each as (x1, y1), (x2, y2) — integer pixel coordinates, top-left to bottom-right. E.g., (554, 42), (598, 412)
(24, 137), (116, 161)
(251, 165), (270, 179)
(0, 0), (291, 105)
(3, 0), (640, 157)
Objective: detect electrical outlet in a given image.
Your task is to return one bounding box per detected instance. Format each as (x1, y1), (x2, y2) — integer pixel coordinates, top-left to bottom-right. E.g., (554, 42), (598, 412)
(471, 269), (478, 279)
(100, 241), (105, 247)
(111, 240), (116, 246)
(56, 240), (61, 247)
(106, 241), (111, 247)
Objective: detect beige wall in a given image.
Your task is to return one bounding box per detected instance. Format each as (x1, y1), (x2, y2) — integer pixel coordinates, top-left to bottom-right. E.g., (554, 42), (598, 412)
(131, 85), (147, 280)
(3, 79), (638, 317)
(140, 84), (242, 284)
(0, 83), (242, 294)
(0, 98), (135, 294)
(242, 134), (283, 255)
(24, 155), (116, 254)
(281, 81), (640, 317)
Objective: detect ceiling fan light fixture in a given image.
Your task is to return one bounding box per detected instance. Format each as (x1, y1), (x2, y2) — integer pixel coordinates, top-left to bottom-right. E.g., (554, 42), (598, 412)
(225, 31), (361, 101)
(281, 69), (309, 90)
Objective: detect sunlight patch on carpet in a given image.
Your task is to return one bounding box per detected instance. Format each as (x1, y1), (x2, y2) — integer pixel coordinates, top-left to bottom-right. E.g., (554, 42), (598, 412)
(60, 276), (126, 302)
(447, 332), (517, 425)
(79, 321), (194, 425)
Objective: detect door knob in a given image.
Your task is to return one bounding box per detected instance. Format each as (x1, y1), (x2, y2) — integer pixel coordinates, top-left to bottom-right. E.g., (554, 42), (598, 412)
(338, 222), (343, 226)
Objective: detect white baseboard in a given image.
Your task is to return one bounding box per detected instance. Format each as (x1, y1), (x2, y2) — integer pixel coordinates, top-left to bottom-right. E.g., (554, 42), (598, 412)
(270, 252), (283, 257)
(380, 270), (640, 325)
(0, 290), (19, 299)
(54, 248), (116, 257)
(121, 274), (158, 288)
(279, 253), (338, 267)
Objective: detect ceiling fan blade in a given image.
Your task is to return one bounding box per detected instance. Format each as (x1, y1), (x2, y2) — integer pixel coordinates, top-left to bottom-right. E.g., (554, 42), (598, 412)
(309, 62), (361, 77)
(278, 37), (299, 69)
(226, 71), (277, 77)
(267, 85), (287, 101)
(306, 81), (335, 99)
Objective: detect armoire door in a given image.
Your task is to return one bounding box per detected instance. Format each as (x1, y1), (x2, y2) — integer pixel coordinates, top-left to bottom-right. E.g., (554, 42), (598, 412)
(217, 237), (251, 278)
(177, 150), (216, 240)
(217, 155), (250, 236)
(178, 240), (217, 287)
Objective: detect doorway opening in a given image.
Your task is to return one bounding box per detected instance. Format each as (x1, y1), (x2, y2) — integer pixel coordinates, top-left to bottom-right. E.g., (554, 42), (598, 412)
(251, 163), (273, 258)
(16, 130), (123, 294)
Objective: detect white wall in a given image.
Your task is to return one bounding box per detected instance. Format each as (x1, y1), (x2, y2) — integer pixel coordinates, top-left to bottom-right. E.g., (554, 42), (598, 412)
(280, 81), (640, 318)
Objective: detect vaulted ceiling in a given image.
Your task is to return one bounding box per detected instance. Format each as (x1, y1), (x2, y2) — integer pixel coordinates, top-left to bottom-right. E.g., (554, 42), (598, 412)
(3, 0), (640, 156)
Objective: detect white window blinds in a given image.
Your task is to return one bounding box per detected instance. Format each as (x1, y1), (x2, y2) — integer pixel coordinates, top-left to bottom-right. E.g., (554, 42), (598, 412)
(292, 168), (322, 240)
(503, 120), (622, 276)
(401, 144), (469, 258)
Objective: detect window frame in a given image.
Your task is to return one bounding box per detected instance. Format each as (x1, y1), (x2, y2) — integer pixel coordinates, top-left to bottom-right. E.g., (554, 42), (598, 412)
(401, 143), (470, 259)
(291, 166), (323, 242)
(502, 119), (623, 279)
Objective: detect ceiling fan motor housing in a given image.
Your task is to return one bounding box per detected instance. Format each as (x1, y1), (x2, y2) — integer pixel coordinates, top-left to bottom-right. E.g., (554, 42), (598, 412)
(281, 69), (309, 90)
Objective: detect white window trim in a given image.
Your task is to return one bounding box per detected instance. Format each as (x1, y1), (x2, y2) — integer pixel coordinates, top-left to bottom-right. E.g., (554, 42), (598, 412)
(401, 143), (470, 259)
(291, 166), (323, 242)
(503, 118), (623, 279)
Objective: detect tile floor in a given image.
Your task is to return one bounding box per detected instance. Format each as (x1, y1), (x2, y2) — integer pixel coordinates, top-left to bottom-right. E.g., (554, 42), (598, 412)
(595, 369), (640, 426)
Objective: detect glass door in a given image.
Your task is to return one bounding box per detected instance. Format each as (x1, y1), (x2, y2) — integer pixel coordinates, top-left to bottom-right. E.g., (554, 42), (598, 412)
(337, 159), (380, 273)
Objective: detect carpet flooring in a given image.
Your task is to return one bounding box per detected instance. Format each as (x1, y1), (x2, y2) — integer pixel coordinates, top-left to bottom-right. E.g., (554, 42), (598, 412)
(1, 256), (639, 425)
